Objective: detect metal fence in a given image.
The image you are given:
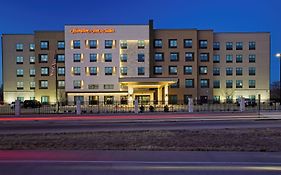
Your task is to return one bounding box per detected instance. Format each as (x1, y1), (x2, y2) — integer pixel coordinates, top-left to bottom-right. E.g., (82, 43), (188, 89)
(0, 100), (280, 115)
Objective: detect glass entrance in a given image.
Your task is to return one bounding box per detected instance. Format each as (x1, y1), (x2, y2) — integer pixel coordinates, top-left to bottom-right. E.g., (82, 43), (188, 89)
(135, 95), (150, 105)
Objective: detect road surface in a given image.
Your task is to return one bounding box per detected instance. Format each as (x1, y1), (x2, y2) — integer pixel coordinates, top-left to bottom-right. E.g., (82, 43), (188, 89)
(0, 150), (280, 175)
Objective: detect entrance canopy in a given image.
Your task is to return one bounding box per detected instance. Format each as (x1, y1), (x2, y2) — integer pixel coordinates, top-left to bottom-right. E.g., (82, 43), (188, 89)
(119, 77), (178, 88)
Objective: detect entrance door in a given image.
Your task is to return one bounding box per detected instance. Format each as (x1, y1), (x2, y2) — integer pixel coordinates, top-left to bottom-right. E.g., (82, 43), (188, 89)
(135, 95), (150, 105)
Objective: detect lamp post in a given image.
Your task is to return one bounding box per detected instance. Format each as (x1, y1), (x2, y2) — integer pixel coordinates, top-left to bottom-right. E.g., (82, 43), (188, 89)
(276, 53), (281, 103)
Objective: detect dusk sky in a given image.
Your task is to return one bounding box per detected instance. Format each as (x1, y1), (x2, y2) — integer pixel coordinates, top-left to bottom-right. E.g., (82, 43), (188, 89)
(0, 0), (280, 84)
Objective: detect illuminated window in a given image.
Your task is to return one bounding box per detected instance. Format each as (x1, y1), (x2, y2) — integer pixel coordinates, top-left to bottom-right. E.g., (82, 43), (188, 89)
(120, 67), (128, 76)
(169, 66), (177, 75)
(89, 67), (97, 75)
(185, 52), (194, 61)
(41, 67), (49, 76)
(30, 82), (35, 89)
(199, 40), (208, 49)
(249, 54), (256, 63)
(199, 66), (208, 75)
(16, 43), (23, 51)
(168, 95), (178, 104)
(29, 68), (35, 77)
(16, 69), (24, 77)
(169, 39), (177, 48)
(40, 41), (49, 50)
(17, 82), (24, 90)
(120, 40), (127, 49)
(138, 40), (145, 49)
(236, 67), (243, 76)
(226, 67), (233, 76)
(154, 66), (162, 75)
(16, 56), (23, 64)
(236, 80), (243, 88)
(57, 54), (65, 63)
(249, 41), (256, 50)
(73, 53), (81, 62)
(57, 41), (65, 49)
(249, 80), (256, 88)
(213, 67), (220, 76)
(184, 66), (192, 75)
(90, 53), (97, 62)
(226, 80), (233, 88)
(226, 55), (233, 63)
(89, 40), (97, 49)
(185, 79), (194, 88)
(73, 67), (81, 76)
(226, 42), (233, 50)
(236, 55), (243, 63)
(29, 43), (35, 51)
(104, 85), (114, 89)
(39, 80), (48, 89)
(200, 79), (209, 88)
(73, 40), (80, 49)
(184, 39), (192, 48)
(39, 54), (48, 63)
(105, 67), (113, 75)
(58, 67), (65, 76)
(58, 80), (65, 88)
(73, 80), (81, 89)
(170, 52), (179, 61)
(120, 54), (127, 62)
(213, 42), (220, 50)
(213, 55), (220, 63)
(30, 56), (35, 64)
(154, 39), (162, 48)
(138, 67), (145, 75)
(236, 42), (243, 50)
(105, 40), (113, 49)
(249, 67), (256, 76)
(213, 80), (220, 88)
(138, 53), (145, 62)
(104, 96), (114, 104)
(104, 53), (112, 62)
(74, 96), (84, 104)
(154, 52), (164, 61)
(200, 53), (209, 62)
(41, 96), (49, 104)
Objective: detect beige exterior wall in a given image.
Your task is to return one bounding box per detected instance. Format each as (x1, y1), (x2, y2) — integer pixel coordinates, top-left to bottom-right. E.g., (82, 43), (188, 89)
(213, 33), (270, 102)
(2, 34), (35, 103)
(34, 31), (65, 103)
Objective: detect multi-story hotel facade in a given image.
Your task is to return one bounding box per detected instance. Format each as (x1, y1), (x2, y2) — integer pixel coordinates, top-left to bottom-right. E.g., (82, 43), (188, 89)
(1, 20), (270, 104)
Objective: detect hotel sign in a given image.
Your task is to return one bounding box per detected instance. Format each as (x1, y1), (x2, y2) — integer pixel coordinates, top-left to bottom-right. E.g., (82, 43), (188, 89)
(70, 28), (115, 34)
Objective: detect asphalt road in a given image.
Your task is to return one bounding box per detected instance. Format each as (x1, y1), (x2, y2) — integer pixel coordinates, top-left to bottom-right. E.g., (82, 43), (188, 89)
(0, 119), (280, 134)
(0, 150), (280, 175)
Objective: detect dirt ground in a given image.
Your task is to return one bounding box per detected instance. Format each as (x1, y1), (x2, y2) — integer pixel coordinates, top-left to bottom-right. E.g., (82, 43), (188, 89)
(0, 128), (280, 152)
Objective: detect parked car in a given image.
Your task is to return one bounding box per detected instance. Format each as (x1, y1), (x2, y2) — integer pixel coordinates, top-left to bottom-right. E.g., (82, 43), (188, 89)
(10, 101), (24, 109)
(236, 98), (257, 107)
(23, 100), (41, 108)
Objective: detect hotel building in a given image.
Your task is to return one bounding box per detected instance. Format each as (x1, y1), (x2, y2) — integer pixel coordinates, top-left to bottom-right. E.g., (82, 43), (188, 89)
(1, 20), (270, 104)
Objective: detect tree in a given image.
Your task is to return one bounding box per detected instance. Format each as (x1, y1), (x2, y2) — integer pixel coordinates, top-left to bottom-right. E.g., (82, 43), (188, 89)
(270, 81), (280, 101)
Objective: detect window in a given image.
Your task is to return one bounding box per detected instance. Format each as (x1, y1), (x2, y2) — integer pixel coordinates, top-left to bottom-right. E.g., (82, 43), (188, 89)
(73, 80), (81, 89)
(41, 96), (49, 104)
(16, 43), (23, 51)
(213, 42), (220, 50)
(29, 43), (35, 51)
(169, 66), (177, 75)
(30, 68), (35, 77)
(226, 55), (233, 63)
(120, 67), (128, 76)
(249, 54), (256, 63)
(104, 96), (114, 104)
(39, 54), (48, 63)
(89, 40), (97, 49)
(41, 67), (49, 76)
(74, 96), (84, 105)
(249, 67), (256, 76)
(16, 56), (23, 64)
(213, 67), (220, 76)
(30, 82), (35, 89)
(89, 67), (97, 75)
(154, 39), (162, 48)
(236, 80), (243, 88)
(58, 67), (65, 76)
(138, 67), (145, 75)
(249, 80), (256, 88)
(226, 80), (233, 88)
(29, 56), (35, 64)
(57, 54), (65, 63)
(138, 40), (145, 49)
(154, 66), (162, 75)
(73, 67), (81, 76)
(104, 84), (114, 89)
(16, 69), (24, 77)
(154, 52), (164, 61)
(58, 80), (65, 88)
(184, 66), (192, 75)
(40, 80), (48, 89)
(236, 55), (243, 63)
(236, 67), (243, 76)
(40, 41), (49, 50)
(213, 55), (220, 63)
(213, 80), (220, 88)
(90, 53), (97, 62)
(200, 79), (209, 88)
(105, 40), (113, 49)
(236, 42), (243, 50)
(138, 53), (145, 62)
(184, 39), (192, 48)
(185, 79), (194, 88)
(226, 67), (233, 76)
(105, 67), (113, 75)
(88, 84), (99, 90)
(168, 95), (178, 104)
(57, 41), (65, 49)
(226, 42), (233, 50)
(170, 52), (179, 61)
(104, 53), (112, 62)
(73, 53), (81, 62)
(169, 39), (177, 48)
(213, 96), (220, 103)
(200, 53), (209, 62)
(17, 82), (24, 90)
(249, 41), (256, 50)
(120, 40), (127, 49)
(199, 66), (208, 75)
(73, 40), (80, 49)
(120, 54), (128, 62)
(199, 40), (208, 49)
(120, 96), (128, 105)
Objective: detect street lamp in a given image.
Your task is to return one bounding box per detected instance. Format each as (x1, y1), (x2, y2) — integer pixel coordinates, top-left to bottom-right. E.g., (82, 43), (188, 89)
(276, 53), (281, 103)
